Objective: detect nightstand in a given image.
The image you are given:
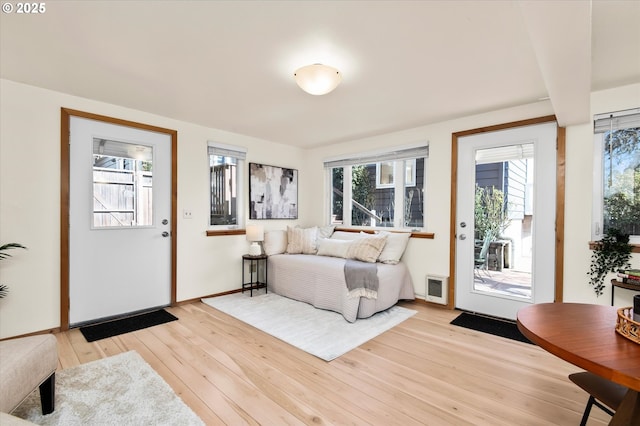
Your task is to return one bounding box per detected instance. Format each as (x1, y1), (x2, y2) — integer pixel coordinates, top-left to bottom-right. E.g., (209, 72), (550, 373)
(242, 254), (268, 296)
(611, 279), (640, 306)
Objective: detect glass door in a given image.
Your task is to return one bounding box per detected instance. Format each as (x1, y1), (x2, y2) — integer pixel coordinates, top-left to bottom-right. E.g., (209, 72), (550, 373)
(455, 122), (557, 320)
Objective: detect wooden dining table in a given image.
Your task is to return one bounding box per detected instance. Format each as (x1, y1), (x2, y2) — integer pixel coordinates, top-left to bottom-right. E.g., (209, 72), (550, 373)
(517, 303), (640, 425)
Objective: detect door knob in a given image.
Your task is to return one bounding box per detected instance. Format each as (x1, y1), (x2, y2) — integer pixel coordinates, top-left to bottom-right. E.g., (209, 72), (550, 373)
(162, 231), (170, 238)
(459, 234), (467, 240)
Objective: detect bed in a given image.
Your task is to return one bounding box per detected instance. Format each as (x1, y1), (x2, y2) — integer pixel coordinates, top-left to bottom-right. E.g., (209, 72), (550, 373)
(267, 253), (415, 323)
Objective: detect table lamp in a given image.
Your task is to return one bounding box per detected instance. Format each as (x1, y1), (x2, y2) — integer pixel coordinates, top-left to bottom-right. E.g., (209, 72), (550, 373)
(246, 224), (264, 256)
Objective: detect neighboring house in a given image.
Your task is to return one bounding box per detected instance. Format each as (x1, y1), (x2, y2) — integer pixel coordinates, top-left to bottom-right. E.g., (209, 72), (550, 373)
(476, 159), (532, 272)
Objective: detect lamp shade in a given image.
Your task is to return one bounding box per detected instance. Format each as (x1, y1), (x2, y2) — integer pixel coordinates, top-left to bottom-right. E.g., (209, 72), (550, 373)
(246, 224), (264, 242)
(294, 64), (342, 95)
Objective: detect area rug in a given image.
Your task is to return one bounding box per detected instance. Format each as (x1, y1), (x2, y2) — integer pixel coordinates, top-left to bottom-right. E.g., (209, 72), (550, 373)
(202, 292), (417, 361)
(12, 351), (203, 425)
(450, 311), (532, 344)
(79, 309), (178, 342)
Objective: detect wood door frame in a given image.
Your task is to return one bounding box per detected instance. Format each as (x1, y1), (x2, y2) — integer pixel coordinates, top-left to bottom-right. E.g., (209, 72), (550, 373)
(60, 108), (178, 331)
(448, 115), (565, 310)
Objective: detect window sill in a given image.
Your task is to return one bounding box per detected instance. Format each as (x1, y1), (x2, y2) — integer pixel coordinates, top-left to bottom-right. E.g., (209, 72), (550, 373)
(335, 227), (434, 239)
(588, 241), (640, 254)
(205, 227), (435, 239)
(206, 229), (245, 237)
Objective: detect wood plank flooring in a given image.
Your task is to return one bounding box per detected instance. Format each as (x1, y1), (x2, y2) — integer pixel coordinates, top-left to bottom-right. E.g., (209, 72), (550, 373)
(54, 300), (610, 425)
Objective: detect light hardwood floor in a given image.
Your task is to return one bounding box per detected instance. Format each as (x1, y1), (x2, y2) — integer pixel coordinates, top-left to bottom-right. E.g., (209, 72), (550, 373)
(54, 300), (609, 425)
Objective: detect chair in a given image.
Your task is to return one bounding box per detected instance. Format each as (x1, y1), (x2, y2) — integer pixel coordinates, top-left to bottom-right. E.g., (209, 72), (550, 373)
(474, 236), (492, 281)
(0, 334), (58, 416)
(568, 371), (627, 426)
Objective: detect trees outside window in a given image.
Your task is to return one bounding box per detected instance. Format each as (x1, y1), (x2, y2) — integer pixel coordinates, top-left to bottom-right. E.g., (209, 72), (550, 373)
(594, 109), (640, 243)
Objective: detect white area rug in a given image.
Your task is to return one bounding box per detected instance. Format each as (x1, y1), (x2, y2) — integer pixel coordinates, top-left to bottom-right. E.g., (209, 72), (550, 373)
(202, 292), (417, 361)
(12, 351), (203, 426)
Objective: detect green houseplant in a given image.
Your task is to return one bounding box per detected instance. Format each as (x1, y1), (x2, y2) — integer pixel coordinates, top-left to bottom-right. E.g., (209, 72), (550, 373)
(588, 229), (632, 296)
(0, 243), (27, 298)
(474, 185), (510, 242)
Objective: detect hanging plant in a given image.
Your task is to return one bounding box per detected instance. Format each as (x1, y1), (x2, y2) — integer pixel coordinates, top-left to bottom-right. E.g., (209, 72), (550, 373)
(588, 229), (632, 296)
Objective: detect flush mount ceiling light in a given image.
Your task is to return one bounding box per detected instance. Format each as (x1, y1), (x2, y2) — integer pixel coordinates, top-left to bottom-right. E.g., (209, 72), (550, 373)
(294, 64), (342, 95)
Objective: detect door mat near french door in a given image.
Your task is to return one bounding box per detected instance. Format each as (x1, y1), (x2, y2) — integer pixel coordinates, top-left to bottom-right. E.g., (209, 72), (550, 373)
(450, 311), (533, 344)
(79, 309), (178, 342)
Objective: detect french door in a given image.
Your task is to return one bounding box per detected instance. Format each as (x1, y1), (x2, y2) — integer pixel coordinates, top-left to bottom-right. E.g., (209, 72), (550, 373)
(454, 121), (557, 320)
(65, 112), (175, 326)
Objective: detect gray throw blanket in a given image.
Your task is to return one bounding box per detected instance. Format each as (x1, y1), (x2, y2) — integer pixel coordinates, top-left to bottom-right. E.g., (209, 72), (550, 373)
(344, 259), (379, 299)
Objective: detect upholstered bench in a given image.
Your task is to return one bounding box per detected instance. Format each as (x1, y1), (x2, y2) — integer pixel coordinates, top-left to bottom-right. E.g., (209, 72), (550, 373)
(0, 334), (58, 416)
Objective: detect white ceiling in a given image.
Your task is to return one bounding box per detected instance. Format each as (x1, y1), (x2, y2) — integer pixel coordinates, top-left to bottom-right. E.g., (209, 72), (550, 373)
(1, 1), (639, 148)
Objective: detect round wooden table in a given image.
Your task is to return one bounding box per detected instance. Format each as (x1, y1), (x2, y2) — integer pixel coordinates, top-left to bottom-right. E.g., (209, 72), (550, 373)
(517, 303), (639, 425)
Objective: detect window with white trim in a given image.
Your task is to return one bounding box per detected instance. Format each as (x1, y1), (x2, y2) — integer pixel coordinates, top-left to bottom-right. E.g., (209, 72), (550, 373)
(376, 159), (416, 188)
(592, 108), (640, 244)
(208, 142), (246, 228)
(325, 146), (428, 230)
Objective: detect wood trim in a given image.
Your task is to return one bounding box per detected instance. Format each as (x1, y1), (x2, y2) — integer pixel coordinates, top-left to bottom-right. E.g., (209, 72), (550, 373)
(60, 108), (178, 331)
(555, 126), (566, 303)
(205, 227), (434, 238)
(334, 227), (434, 239)
(448, 132), (459, 310)
(589, 241), (640, 254)
(206, 229), (246, 237)
(60, 109), (71, 330)
(0, 328), (60, 342)
(449, 115), (564, 310)
(452, 115), (558, 138)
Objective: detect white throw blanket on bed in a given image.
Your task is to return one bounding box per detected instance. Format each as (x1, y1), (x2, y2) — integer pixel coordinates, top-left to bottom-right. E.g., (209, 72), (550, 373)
(344, 259), (379, 299)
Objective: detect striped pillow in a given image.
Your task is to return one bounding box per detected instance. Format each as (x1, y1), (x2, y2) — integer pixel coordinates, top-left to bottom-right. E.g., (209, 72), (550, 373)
(347, 234), (388, 263)
(286, 226), (318, 254)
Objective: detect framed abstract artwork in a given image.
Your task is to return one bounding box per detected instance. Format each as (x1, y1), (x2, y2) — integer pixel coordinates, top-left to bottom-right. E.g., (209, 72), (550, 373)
(249, 163), (298, 219)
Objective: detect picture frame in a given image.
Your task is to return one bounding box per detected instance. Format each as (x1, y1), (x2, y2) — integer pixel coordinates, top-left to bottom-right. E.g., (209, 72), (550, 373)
(249, 163), (298, 219)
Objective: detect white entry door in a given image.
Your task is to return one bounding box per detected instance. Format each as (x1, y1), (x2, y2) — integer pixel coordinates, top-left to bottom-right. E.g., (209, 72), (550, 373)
(69, 116), (172, 326)
(455, 122), (557, 320)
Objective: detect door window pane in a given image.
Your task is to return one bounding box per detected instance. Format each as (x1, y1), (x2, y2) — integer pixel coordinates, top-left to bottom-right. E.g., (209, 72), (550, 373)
(92, 138), (153, 228)
(473, 146), (533, 299)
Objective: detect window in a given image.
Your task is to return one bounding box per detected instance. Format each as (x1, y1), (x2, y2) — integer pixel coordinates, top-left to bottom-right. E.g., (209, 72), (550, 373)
(92, 138), (153, 228)
(376, 159), (416, 188)
(593, 108), (640, 243)
(325, 145), (428, 230)
(208, 142), (246, 228)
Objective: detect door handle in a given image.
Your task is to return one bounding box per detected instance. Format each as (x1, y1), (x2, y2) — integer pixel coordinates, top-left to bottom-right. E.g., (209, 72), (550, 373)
(162, 231), (170, 238)
(459, 234), (467, 240)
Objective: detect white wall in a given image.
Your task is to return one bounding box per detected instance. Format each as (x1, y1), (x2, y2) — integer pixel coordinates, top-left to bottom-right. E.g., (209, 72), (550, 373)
(0, 79), (306, 338)
(307, 83), (640, 305)
(1, 78), (638, 338)
(563, 83), (640, 306)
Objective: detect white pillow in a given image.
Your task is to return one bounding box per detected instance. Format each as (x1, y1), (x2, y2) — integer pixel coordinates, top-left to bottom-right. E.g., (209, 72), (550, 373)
(316, 238), (352, 258)
(263, 230), (287, 256)
(377, 231), (411, 264)
(286, 226), (318, 254)
(330, 230), (368, 241)
(347, 234), (388, 263)
(317, 225), (336, 240)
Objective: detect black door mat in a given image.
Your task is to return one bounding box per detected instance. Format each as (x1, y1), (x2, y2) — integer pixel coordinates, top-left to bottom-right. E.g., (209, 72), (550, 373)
(450, 311), (533, 344)
(79, 309), (178, 342)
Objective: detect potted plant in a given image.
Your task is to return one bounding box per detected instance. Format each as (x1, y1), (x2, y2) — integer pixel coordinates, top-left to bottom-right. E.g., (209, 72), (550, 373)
(474, 185), (511, 242)
(0, 243), (27, 298)
(588, 229), (632, 296)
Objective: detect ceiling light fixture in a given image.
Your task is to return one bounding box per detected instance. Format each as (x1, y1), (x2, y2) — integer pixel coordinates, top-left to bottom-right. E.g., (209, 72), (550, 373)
(294, 64), (342, 96)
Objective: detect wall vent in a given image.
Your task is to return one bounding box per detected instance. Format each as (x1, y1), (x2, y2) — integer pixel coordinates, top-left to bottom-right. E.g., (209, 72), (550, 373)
(425, 274), (448, 305)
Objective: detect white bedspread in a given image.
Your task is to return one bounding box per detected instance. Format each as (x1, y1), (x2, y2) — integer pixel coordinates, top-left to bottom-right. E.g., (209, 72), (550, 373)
(267, 254), (415, 322)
